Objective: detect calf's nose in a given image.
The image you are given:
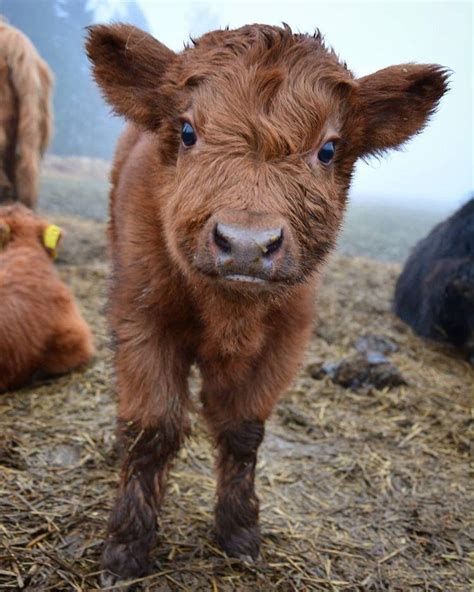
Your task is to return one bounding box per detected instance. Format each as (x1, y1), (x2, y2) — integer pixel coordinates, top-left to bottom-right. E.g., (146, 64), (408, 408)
(212, 222), (284, 264)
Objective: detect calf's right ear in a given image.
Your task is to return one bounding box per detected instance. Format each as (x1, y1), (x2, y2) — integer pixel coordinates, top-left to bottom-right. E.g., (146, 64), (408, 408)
(85, 24), (176, 129)
(356, 63), (449, 157)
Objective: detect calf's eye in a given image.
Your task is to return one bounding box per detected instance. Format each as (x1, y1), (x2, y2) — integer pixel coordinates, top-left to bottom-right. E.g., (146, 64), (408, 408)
(318, 141), (336, 164)
(181, 122), (197, 147)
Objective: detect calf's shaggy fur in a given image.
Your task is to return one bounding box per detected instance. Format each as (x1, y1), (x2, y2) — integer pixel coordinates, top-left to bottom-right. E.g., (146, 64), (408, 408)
(0, 19), (53, 208)
(86, 23), (448, 581)
(0, 204), (94, 391)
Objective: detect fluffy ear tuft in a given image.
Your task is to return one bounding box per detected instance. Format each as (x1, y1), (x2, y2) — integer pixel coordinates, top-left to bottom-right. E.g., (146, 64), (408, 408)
(357, 63), (450, 157)
(85, 24), (176, 129)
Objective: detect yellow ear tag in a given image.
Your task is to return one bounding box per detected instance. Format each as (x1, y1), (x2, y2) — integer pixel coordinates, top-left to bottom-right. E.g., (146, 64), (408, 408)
(43, 224), (62, 258)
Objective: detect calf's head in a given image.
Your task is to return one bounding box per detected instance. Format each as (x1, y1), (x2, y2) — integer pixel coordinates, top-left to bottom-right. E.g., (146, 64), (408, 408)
(86, 24), (448, 289)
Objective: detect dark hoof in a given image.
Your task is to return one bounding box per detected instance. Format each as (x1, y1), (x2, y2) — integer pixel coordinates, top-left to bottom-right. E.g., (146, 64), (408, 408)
(217, 525), (261, 561)
(101, 537), (152, 585)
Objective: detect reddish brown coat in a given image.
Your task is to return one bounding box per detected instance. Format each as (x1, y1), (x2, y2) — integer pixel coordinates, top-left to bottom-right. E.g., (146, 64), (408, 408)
(0, 204), (94, 391)
(86, 23), (448, 581)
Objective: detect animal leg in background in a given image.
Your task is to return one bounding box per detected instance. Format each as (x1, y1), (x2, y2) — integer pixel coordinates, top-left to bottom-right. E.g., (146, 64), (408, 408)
(14, 147), (39, 209)
(0, 58), (15, 203)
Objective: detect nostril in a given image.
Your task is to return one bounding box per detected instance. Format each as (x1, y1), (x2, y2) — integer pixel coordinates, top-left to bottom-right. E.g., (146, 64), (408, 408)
(262, 229), (283, 257)
(213, 224), (232, 254)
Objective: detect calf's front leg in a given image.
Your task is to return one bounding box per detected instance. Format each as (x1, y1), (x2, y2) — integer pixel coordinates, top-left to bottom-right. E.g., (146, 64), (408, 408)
(214, 418), (265, 560)
(102, 420), (184, 580)
(102, 334), (190, 582)
(200, 292), (314, 560)
(201, 375), (295, 560)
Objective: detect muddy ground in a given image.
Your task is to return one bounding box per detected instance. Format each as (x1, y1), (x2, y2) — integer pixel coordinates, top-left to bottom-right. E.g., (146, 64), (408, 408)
(0, 201), (472, 590)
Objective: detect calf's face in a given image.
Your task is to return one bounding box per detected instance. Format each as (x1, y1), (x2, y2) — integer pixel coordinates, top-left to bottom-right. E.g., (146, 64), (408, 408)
(86, 24), (448, 289)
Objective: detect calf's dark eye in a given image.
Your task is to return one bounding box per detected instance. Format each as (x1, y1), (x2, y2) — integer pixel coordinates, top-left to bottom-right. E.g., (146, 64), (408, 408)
(318, 141), (336, 164)
(181, 122), (197, 147)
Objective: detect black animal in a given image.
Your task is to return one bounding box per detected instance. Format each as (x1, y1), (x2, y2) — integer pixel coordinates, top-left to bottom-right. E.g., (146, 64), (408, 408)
(394, 198), (474, 361)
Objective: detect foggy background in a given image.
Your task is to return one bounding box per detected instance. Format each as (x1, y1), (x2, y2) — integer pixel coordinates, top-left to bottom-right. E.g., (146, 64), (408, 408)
(0, 0), (471, 214)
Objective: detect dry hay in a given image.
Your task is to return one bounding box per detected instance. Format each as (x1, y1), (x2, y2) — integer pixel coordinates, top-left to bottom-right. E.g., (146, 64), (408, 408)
(0, 217), (472, 591)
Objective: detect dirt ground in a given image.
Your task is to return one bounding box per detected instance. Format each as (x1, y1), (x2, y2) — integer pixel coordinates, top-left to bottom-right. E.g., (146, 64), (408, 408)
(0, 214), (472, 591)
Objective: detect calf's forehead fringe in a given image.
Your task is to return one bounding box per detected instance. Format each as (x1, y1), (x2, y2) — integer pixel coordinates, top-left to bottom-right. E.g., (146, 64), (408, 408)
(176, 23), (353, 90)
(166, 24), (355, 156)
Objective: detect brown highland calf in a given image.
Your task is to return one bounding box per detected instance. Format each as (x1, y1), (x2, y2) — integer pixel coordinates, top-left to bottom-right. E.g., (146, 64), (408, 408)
(0, 204), (94, 391)
(86, 23), (448, 581)
(0, 19), (53, 208)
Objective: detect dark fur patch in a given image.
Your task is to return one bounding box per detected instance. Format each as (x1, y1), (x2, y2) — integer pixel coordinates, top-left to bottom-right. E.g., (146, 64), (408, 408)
(218, 420), (265, 460)
(215, 421), (264, 559)
(102, 421), (184, 578)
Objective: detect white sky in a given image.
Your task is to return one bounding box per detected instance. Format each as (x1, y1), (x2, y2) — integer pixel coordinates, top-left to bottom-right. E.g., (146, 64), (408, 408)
(131, 0), (472, 210)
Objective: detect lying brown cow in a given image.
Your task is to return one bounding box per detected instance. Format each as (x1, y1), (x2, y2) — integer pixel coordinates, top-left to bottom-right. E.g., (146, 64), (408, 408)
(86, 23), (448, 581)
(0, 204), (94, 391)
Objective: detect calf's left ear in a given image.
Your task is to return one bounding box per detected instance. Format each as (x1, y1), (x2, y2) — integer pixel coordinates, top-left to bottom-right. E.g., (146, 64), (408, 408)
(356, 64), (449, 157)
(85, 24), (176, 129)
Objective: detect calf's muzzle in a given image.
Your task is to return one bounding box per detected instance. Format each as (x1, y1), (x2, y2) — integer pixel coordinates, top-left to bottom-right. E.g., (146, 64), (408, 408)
(195, 209), (297, 284)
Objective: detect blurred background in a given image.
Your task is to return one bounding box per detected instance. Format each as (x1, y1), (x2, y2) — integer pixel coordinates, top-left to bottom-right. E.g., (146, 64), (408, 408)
(0, 0), (472, 260)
